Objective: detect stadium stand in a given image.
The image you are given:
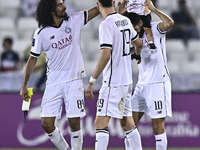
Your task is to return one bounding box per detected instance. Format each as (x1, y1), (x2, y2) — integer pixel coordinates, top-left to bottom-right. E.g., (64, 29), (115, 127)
(0, 0), (200, 92)
(0, 17), (15, 30)
(17, 17), (37, 39)
(166, 39), (186, 52)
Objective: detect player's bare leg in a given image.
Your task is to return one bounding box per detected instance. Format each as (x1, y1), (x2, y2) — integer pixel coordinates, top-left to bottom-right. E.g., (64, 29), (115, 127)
(132, 111), (144, 126)
(68, 117), (83, 150)
(144, 27), (156, 51)
(94, 116), (110, 150)
(41, 117), (70, 150)
(152, 118), (167, 150)
(119, 116), (143, 150)
(41, 117), (56, 133)
(120, 116), (135, 131)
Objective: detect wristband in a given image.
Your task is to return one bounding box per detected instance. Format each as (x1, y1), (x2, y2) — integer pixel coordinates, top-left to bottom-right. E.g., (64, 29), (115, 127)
(131, 53), (141, 60)
(89, 76), (96, 83)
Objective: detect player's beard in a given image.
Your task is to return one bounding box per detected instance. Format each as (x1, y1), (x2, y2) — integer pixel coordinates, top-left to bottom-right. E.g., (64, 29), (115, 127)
(62, 13), (69, 20)
(55, 9), (69, 20)
(61, 9), (69, 20)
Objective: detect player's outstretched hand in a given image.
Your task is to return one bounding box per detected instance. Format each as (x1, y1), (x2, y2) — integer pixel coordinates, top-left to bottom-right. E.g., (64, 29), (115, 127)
(20, 85), (30, 101)
(144, 0), (155, 11)
(85, 83), (94, 100)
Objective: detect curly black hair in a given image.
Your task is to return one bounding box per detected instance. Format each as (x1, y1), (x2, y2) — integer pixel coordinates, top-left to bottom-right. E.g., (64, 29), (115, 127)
(35, 0), (57, 27)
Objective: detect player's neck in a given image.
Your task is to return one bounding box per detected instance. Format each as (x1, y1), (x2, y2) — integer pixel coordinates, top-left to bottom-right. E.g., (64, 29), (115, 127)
(101, 8), (115, 19)
(52, 17), (63, 27)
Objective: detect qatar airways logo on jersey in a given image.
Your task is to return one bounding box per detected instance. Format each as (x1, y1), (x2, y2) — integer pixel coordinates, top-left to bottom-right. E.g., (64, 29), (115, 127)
(51, 35), (72, 50)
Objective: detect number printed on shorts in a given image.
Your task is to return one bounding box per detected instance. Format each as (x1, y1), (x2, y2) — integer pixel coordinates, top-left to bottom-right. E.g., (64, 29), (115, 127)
(97, 99), (104, 108)
(154, 101), (163, 110)
(77, 99), (84, 109)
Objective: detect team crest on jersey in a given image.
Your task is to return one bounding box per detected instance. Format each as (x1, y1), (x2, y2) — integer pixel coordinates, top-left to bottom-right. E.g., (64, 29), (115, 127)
(65, 27), (71, 34)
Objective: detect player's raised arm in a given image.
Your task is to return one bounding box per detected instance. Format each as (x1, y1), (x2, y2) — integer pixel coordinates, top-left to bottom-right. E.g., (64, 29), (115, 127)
(145, 0), (174, 32)
(88, 7), (100, 21)
(117, 0), (127, 14)
(121, 0), (126, 3)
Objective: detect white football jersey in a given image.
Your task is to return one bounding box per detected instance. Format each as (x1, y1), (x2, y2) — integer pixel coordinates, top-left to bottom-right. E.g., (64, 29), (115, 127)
(127, 0), (150, 15)
(137, 22), (170, 84)
(31, 11), (88, 87)
(99, 13), (138, 87)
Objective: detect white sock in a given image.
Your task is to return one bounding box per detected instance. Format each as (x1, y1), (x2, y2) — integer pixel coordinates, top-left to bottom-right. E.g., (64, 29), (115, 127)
(124, 136), (132, 150)
(71, 130), (83, 150)
(125, 127), (143, 150)
(148, 41), (153, 44)
(155, 132), (167, 150)
(47, 127), (70, 150)
(95, 128), (109, 150)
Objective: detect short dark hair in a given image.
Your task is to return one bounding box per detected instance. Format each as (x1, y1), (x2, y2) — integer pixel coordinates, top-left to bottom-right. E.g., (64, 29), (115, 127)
(123, 12), (141, 26)
(36, 0), (57, 27)
(3, 37), (13, 46)
(98, 0), (113, 7)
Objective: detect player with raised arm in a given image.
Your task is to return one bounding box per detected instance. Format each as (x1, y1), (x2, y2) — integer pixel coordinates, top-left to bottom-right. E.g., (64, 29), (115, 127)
(85, 0), (143, 149)
(121, 0), (156, 51)
(20, 0), (99, 149)
(118, 0), (174, 149)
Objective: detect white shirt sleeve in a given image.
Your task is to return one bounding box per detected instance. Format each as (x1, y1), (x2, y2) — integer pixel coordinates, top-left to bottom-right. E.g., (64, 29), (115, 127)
(99, 22), (113, 50)
(153, 22), (167, 38)
(30, 28), (43, 58)
(70, 11), (88, 29)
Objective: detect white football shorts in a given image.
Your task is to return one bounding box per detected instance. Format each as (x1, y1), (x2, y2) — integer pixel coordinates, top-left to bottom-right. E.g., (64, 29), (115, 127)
(96, 84), (132, 119)
(131, 79), (172, 118)
(41, 79), (86, 119)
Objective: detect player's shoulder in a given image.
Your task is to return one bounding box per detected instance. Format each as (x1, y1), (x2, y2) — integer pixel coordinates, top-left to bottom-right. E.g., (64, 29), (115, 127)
(32, 26), (52, 40)
(116, 13), (132, 23)
(100, 18), (109, 27)
(151, 21), (160, 28)
(35, 26), (49, 35)
(151, 21), (165, 34)
(68, 11), (87, 25)
(100, 17), (115, 30)
(68, 11), (86, 19)
(105, 13), (128, 23)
